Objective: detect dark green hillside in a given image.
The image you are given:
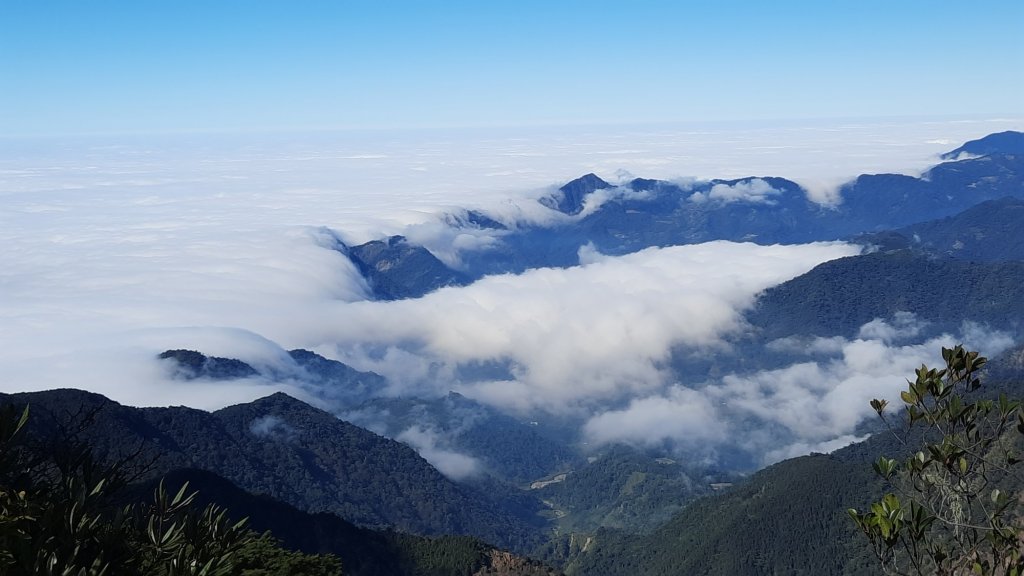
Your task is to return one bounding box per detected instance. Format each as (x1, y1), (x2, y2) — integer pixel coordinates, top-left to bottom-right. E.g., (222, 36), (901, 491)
(566, 454), (881, 576)
(0, 389), (547, 552)
(536, 447), (716, 534)
(856, 196), (1024, 261)
(747, 251), (1024, 339)
(567, 350), (1024, 576)
(150, 468), (560, 576)
(0, 401), (343, 576)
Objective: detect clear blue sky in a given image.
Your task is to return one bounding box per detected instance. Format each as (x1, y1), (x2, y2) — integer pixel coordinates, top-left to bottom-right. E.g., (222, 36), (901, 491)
(1, 0), (1022, 136)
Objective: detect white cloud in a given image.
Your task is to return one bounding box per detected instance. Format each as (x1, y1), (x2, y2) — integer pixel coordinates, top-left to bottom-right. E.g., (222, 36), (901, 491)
(766, 335), (848, 355)
(798, 176), (846, 206)
(763, 434), (869, 465)
(396, 426), (482, 480)
(312, 241), (858, 412)
(858, 311), (927, 342)
(249, 414), (298, 440)
(690, 178), (782, 205)
(582, 316), (1016, 467)
(575, 185), (655, 217)
(1, 119), (1019, 469)
(583, 386), (728, 447)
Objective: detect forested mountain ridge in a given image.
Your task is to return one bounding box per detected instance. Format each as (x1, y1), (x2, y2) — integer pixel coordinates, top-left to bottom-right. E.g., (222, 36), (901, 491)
(855, 196), (1024, 261)
(141, 468), (561, 576)
(160, 349), (577, 487)
(0, 388), (548, 552)
(564, 453), (882, 576)
(342, 392), (578, 485)
(745, 251), (1024, 339)
(0, 392), (560, 576)
(941, 130), (1024, 159)
(533, 446), (728, 535)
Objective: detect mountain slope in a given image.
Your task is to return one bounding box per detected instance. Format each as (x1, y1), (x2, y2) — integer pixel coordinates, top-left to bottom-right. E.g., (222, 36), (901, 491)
(0, 389), (547, 551)
(565, 453), (881, 576)
(146, 468), (560, 576)
(344, 392), (577, 485)
(535, 447), (719, 535)
(941, 130), (1024, 159)
(287, 348), (389, 405)
(565, 349), (1024, 576)
(856, 196), (1024, 261)
(333, 133), (1024, 298)
(541, 173), (614, 215)
(345, 235), (471, 300)
(746, 250), (1024, 339)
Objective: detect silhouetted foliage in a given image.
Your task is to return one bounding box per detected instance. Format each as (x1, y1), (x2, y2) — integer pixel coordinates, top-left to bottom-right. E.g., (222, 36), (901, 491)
(0, 404), (266, 575)
(0, 389), (546, 552)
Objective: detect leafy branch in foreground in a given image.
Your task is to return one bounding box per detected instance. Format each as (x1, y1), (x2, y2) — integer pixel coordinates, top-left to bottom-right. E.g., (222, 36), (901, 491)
(849, 345), (1024, 576)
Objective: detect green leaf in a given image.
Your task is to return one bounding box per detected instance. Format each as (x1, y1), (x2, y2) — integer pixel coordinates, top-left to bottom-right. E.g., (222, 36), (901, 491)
(872, 457), (898, 479)
(171, 482), (191, 507)
(15, 406), (29, 435)
(89, 478), (106, 497)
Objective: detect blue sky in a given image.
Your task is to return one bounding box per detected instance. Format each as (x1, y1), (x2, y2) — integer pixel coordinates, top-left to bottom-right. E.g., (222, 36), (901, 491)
(2, 0), (1022, 136)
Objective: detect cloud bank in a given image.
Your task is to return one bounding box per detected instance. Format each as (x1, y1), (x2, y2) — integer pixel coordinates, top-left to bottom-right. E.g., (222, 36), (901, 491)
(2, 118), (1021, 469)
(312, 241), (859, 413)
(582, 315), (1016, 466)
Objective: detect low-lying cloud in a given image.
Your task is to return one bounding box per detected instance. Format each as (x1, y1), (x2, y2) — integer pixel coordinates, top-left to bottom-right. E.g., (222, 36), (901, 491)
(689, 178), (782, 205)
(397, 426), (482, 480)
(313, 241), (859, 413)
(582, 315), (1016, 466)
(249, 414), (298, 441)
(2, 119), (1020, 471)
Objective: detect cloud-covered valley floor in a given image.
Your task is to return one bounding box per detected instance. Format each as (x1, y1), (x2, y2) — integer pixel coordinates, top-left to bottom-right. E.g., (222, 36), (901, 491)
(2, 117), (1021, 477)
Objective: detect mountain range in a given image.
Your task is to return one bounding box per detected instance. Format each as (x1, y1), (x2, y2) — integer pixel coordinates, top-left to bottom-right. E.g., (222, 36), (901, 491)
(334, 132), (1024, 301)
(6, 131), (1024, 574)
(0, 388), (546, 552)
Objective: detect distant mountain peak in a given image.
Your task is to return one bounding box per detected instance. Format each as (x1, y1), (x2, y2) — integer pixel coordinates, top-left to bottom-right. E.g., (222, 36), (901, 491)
(562, 173), (610, 191)
(346, 236), (470, 300)
(541, 173), (612, 215)
(942, 131), (1024, 159)
(260, 390), (303, 403)
(238, 391), (326, 415)
(158, 349), (258, 380)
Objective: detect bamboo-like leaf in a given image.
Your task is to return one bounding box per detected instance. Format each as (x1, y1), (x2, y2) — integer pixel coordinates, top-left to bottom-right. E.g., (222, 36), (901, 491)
(171, 482), (190, 508)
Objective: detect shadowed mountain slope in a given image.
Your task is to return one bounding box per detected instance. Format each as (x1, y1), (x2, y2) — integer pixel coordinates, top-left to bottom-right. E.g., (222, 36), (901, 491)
(0, 389), (547, 551)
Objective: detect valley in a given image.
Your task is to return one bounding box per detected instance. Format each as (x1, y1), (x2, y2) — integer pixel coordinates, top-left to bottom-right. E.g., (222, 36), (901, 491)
(4, 131), (1023, 574)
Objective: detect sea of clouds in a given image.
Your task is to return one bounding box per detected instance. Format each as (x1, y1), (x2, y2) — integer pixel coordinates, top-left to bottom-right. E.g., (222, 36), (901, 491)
(1, 117), (1021, 468)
